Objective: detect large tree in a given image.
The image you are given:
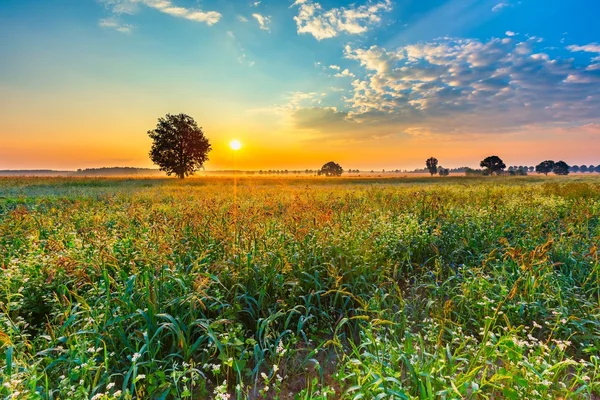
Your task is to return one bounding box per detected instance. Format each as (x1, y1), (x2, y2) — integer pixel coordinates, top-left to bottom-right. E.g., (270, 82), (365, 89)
(148, 113), (212, 179)
(536, 160), (555, 175)
(426, 157), (439, 176)
(480, 156), (506, 175)
(318, 161), (343, 177)
(553, 161), (570, 175)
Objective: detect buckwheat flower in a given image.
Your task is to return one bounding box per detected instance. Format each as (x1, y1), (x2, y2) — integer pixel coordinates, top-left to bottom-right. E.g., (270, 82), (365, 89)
(91, 393), (104, 400)
(132, 352), (141, 362)
(273, 365), (279, 373)
(106, 382), (115, 390)
(113, 390), (122, 397)
(261, 372), (268, 381)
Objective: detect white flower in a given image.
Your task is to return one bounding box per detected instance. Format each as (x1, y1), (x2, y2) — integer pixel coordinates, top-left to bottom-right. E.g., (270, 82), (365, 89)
(106, 382), (115, 390)
(132, 352), (141, 362)
(273, 364), (279, 373)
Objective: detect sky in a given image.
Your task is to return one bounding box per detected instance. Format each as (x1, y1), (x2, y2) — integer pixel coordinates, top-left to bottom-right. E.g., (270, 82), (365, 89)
(0, 0), (599, 171)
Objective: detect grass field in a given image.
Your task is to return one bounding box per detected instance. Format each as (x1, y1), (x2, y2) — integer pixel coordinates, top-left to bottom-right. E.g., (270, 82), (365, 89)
(1, 176), (599, 399)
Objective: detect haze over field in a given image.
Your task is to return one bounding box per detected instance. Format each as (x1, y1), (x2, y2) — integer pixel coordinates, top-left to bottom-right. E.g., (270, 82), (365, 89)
(1, 0), (600, 171)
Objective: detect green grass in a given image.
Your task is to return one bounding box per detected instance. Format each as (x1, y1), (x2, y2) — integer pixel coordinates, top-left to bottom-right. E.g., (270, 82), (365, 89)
(0, 176), (599, 399)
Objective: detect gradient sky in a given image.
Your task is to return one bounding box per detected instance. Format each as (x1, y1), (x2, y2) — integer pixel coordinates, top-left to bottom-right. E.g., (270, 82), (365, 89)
(1, 0), (599, 170)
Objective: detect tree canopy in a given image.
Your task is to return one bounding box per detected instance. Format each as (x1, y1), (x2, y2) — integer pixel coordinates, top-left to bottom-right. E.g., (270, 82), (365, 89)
(426, 157), (438, 176)
(535, 160), (555, 175)
(148, 114), (212, 179)
(318, 161), (343, 177)
(480, 156), (506, 175)
(553, 161), (570, 175)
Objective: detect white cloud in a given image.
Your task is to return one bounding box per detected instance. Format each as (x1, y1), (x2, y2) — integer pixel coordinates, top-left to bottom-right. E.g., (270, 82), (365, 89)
(492, 2), (509, 12)
(252, 13), (271, 31)
(329, 65), (341, 70)
(335, 69), (355, 78)
(567, 43), (600, 53)
(98, 18), (133, 33)
(505, 31), (516, 37)
(100, 0), (221, 27)
(291, 0), (392, 40)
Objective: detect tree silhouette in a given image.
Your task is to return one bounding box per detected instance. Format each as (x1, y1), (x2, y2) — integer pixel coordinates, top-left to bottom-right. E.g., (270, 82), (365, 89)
(438, 167), (450, 176)
(318, 161), (343, 177)
(553, 161), (570, 175)
(570, 165), (580, 173)
(480, 156), (506, 175)
(426, 157), (439, 176)
(536, 160), (555, 175)
(148, 114), (212, 179)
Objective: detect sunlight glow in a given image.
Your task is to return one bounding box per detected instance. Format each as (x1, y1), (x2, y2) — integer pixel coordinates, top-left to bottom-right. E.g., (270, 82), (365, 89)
(230, 140), (242, 151)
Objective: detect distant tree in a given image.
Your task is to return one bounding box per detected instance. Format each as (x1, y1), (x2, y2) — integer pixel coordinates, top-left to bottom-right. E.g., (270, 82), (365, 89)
(553, 161), (570, 175)
(480, 156), (506, 175)
(148, 113), (211, 179)
(438, 167), (450, 176)
(589, 165), (596, 173)
(580, 165), (589, 173)
(595, 165), (600, 173)
(318, 161), (343, 177)
(516, 167), (528, 176)
(570, 165), (580, 173)
(528, 166), (534, 172)
(535, 160), (555, 175)
(426, 157), (439, 176)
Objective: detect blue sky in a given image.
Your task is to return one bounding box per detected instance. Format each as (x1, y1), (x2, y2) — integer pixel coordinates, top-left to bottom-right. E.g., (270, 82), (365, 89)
(0, 0), (599, 169)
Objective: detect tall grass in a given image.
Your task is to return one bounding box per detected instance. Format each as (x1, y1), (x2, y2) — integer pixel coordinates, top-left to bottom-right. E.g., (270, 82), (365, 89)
(0, 176), (599, 399)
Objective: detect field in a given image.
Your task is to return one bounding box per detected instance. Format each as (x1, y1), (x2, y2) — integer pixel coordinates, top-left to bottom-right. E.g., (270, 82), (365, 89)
(1, 176), (599, 399)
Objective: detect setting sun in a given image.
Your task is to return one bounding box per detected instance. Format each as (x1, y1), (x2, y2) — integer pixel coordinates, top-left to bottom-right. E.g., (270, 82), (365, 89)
(230, 140), (242, 151)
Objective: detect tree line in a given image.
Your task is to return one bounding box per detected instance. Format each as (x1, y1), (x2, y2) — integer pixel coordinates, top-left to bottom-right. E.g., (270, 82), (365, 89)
(146, 113), (599, 179)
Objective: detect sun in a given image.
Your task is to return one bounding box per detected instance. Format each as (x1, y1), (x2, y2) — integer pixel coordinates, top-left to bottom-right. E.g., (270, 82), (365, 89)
(230, 140), (242, 151)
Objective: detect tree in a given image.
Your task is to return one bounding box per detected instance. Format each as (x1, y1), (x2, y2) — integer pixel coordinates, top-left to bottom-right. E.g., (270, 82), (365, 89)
(553, 161), (570, 175)
(318, 161), (343, 177)
(480, 156), (506, 175)
(580, 165), (589, 173)
(570, 165), (580, 173)
(516, 167), (528, 176)
(535, 160), (555, 175)
(426, 157), (439, 176)
(595, 165), (600, 173)
(148, 113), (211, 179)
(438, 167), (450, 176)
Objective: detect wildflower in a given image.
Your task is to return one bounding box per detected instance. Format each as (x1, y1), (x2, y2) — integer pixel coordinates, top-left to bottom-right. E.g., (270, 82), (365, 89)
(113, 390), (122, 397)
(132, 352), (141, 362)
(273, 364), (279, 373)
(106, 382), (115, 390)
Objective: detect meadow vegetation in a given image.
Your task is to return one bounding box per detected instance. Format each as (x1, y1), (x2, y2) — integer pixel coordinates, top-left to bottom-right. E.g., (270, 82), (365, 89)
(0, 176), (599, 399)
